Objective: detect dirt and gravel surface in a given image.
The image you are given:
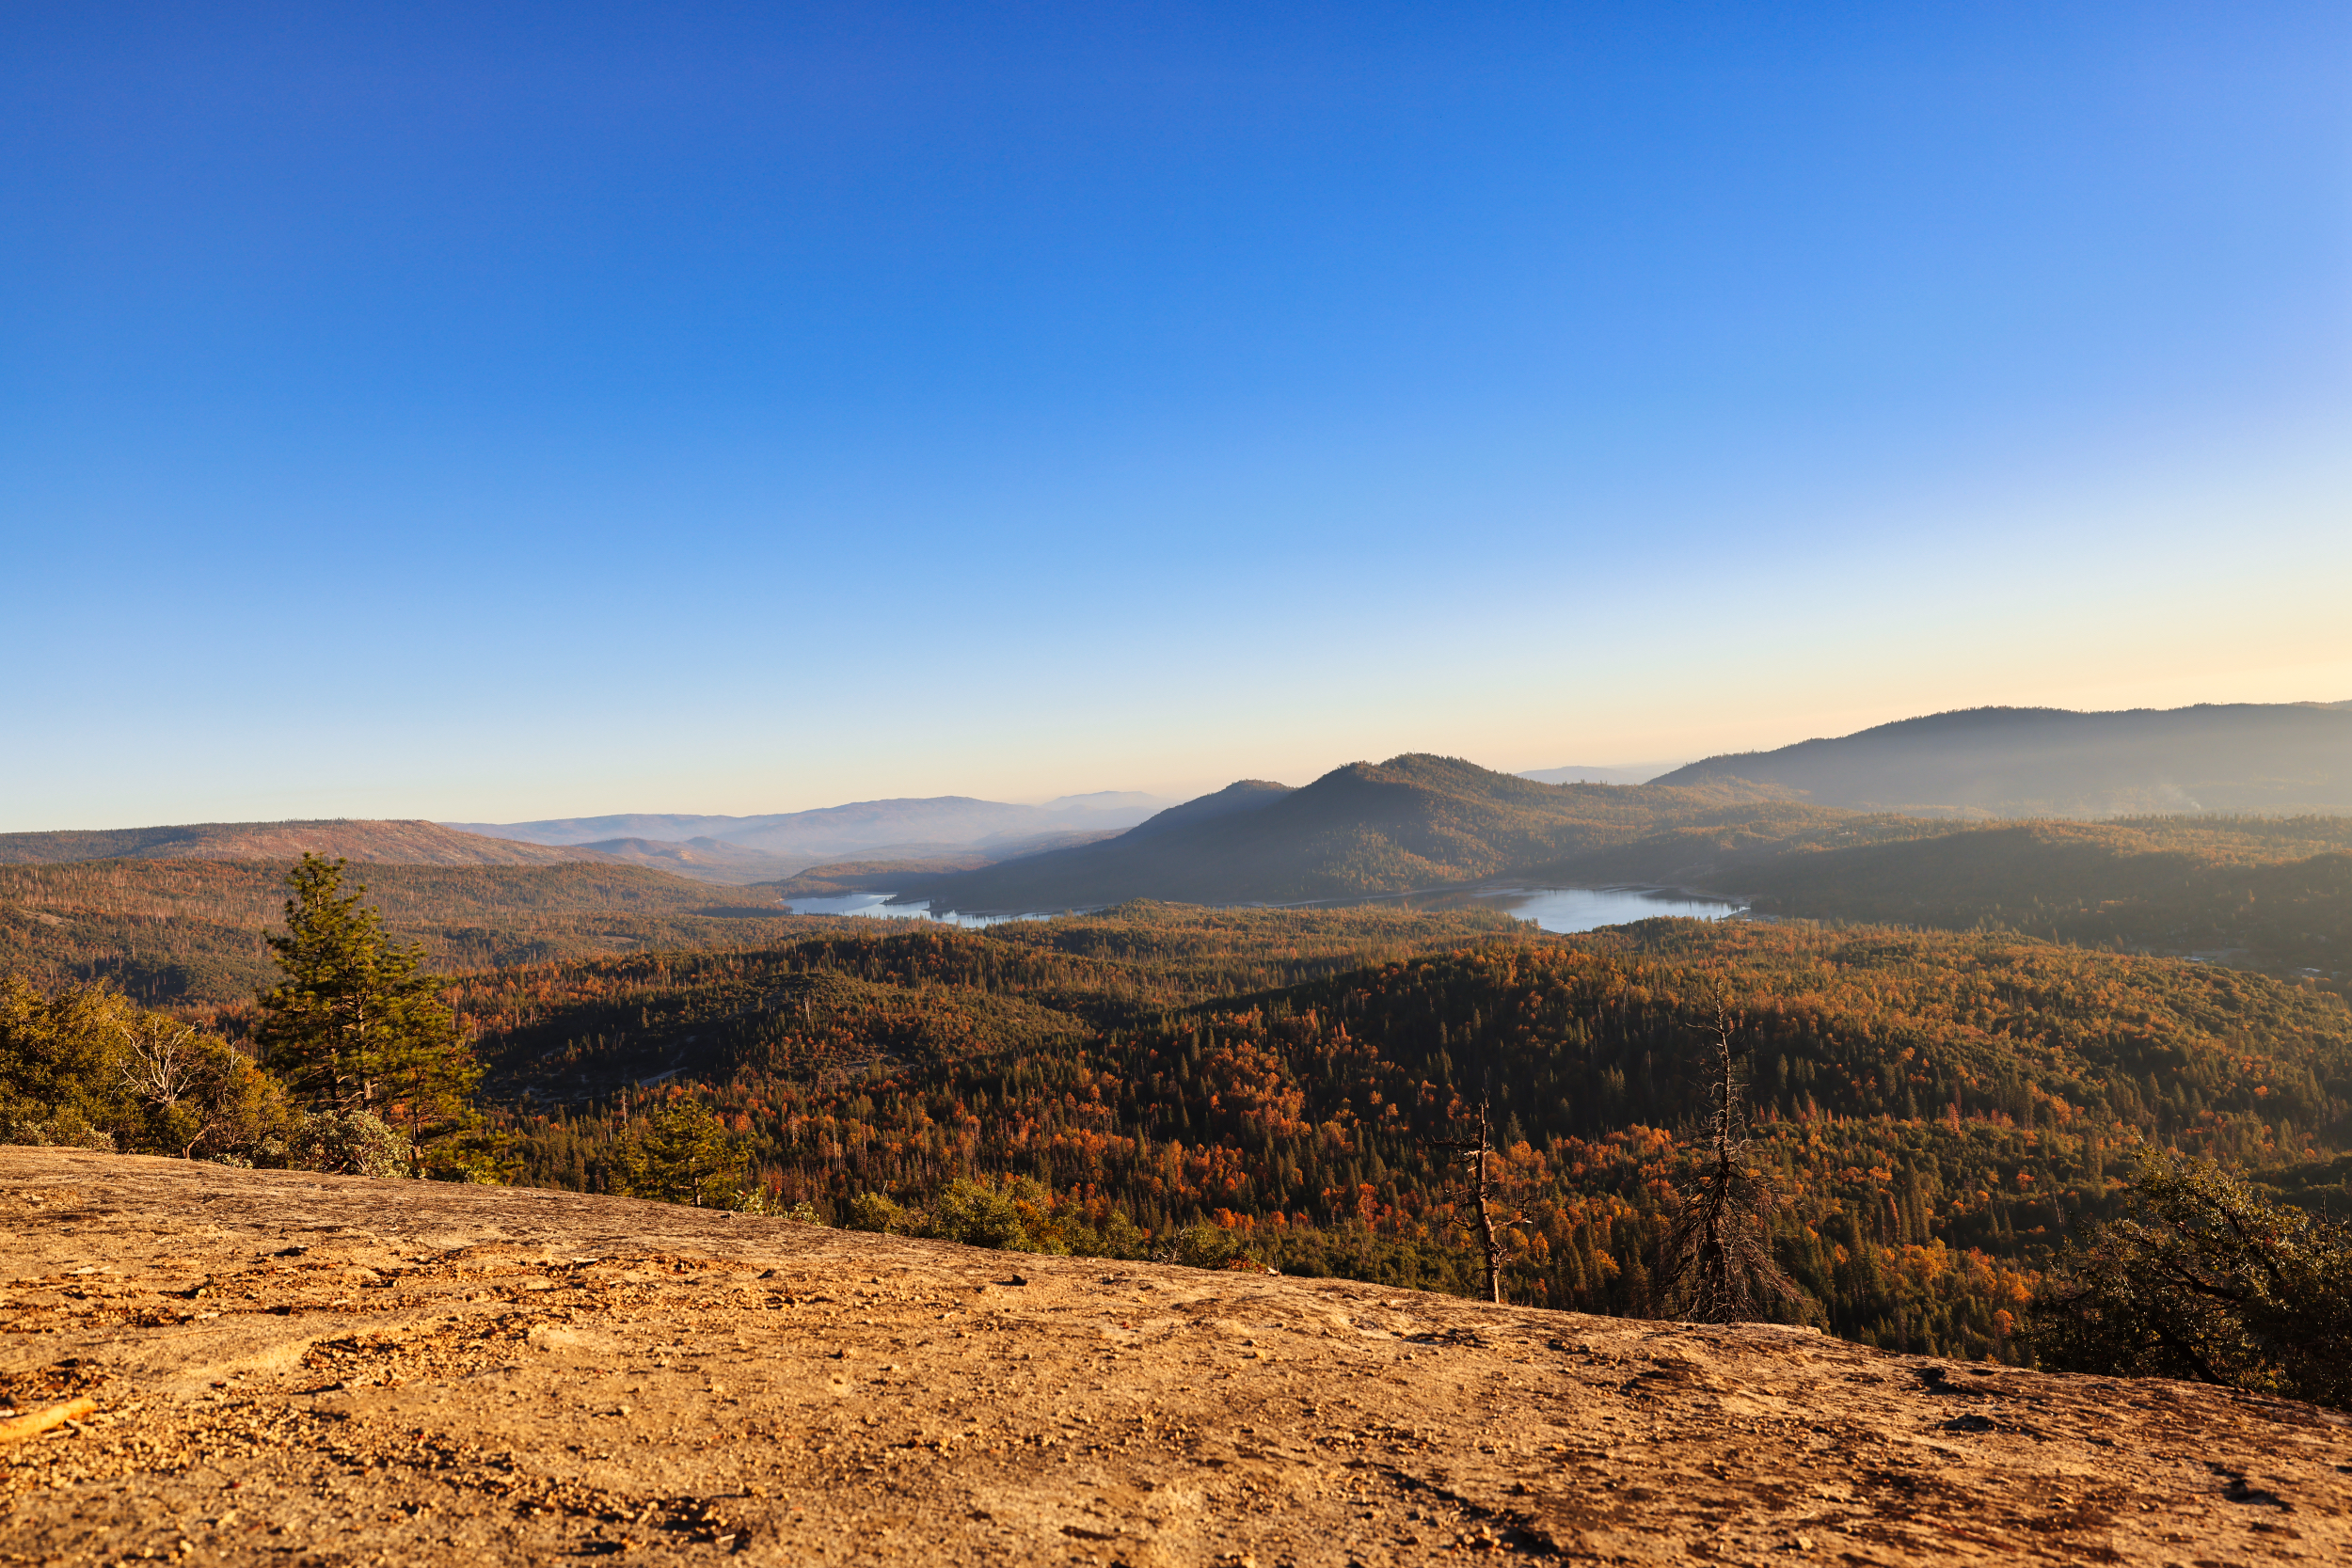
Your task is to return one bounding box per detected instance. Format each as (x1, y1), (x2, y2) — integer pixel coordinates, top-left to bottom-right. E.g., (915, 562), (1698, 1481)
(4, 1148), (2348, 1566)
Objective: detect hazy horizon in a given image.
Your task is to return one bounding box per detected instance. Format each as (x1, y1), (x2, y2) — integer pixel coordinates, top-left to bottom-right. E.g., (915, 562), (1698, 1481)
(14, 698), (2352, 834)
(7, 3), (2346, 832)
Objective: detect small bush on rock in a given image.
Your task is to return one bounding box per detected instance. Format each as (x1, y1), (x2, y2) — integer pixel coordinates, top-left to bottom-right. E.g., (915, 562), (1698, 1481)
(267, 1110), (413, 1179)
(845, 1192), (903, 1232)
(2033, 1149), (2352, 1410)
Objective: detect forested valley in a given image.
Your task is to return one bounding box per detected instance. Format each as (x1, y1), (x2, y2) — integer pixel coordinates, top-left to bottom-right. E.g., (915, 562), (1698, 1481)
(0, 858), (806, 1006)
(464, 905), (2352, 1364)
(1740, 816), (2352, 983)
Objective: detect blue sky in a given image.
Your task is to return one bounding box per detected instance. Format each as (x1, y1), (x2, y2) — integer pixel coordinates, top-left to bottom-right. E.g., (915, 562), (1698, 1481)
(5, 1), (2347, 829)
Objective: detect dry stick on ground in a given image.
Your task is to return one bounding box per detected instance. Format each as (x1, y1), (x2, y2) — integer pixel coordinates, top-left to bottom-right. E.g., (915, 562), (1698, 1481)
(1428, 1099), (1520, 1305)
(1658, 1011), (1805, 1323)
(0, 1397), (96, 1445)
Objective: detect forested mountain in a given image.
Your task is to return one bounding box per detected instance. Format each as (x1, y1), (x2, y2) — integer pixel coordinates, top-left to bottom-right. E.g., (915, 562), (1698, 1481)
(477, 907), (2352, 1356)
(1517, 763), (1676, 785)
(21, 803), (2341, 1016)
(0, 859), (819, 1006)
(889, 755), (1845, 911)
(1118, 779), (1296, 839)
(763, 832), (1127, 898)
(1652, 702), (2352, 816)
(1740, 816), (2352, 979)
(450, 792), (1174, 855)
(0, 819), (606, 868)
(567, 836), (814, 884)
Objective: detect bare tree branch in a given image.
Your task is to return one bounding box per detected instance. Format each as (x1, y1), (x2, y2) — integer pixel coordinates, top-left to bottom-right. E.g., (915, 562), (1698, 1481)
(1429, 1098), (1520, 1305)
(1657, 1008), (1804, 1323)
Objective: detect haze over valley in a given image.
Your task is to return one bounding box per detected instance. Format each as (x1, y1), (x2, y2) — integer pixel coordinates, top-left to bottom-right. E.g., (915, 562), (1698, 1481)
(8, 700), (2350, 1007)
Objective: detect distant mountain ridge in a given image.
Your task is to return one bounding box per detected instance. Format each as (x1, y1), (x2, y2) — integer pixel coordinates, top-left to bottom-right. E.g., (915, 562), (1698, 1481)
(445, 791), (1174, 860)
(566, 837), (814, 884)
(0, 819), (606, 869)
(1118, 781), (1296, 841)
(577, 828), (1130, 889)
(889, 754), (1820, 911)
(1516, 763), (1680, 786)
(0, 811), (1156, 889)
(1652, 702), (2352, 816)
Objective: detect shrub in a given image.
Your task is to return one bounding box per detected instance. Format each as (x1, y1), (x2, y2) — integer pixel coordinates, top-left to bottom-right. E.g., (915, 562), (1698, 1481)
(2, 975), (140, 1148)
(1164, 1221), (1264, 1272)
(1050, 1206), (1151, 1261)
(845, 1191), (903, 1232)
(924, 1178), (1037, 1250)
(2, 975), (295, 1161)
(268, 1110), (413, 1179)
(2032, 1149), (2352, 1409)
(0, 1109), (117, 1152)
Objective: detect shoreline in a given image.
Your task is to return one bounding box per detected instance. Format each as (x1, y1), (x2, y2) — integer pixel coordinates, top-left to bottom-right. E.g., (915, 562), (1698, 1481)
(836, 879), (1753, 926)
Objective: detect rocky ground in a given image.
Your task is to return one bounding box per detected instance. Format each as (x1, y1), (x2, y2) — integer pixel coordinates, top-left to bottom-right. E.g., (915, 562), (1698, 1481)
(3, 1148), (2348, 1566)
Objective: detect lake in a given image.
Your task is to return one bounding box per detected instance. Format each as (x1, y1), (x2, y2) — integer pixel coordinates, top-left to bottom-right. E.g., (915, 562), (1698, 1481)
(1386, 883), (1744, 932)
(775, 892), (1037, 927)
(782, 884), (1743, 934)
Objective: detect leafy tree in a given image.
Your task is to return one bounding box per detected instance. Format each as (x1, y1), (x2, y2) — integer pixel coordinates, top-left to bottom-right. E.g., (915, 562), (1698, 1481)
(253, 854), (481, 1173)
(2, 975), (292, 1159)
(2033, 1149), (2352, 1409)
(622, 1095), (745, 1207)
(117, 1010), (293, 1160)
(0, 974), (136, 1148)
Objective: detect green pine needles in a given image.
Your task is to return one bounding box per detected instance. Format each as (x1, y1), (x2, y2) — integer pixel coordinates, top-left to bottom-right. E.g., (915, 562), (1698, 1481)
(622, 1095), (747, 1208)
(254, 853), (483, 1175)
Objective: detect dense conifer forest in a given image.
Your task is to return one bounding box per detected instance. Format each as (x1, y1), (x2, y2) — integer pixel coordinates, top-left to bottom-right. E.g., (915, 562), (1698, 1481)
(1740, 817), (2352, 984)
(0, 859), (811, 1006)
(466, 906), (2352, 1360)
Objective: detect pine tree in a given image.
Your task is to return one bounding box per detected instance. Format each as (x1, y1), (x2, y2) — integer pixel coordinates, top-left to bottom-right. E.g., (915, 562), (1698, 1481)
(253, 854), (480, 1172)
(623, 1096), (745, 1207)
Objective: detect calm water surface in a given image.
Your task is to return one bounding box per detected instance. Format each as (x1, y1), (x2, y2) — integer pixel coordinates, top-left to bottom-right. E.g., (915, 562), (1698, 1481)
(778, 892), (1036, 927)
(1396, 884), (1744, 933)
(785, 885), (1740, 934)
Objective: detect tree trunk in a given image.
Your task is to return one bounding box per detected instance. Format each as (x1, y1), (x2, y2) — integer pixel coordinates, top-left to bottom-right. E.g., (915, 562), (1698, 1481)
(1474, 1150), (1502, 1304)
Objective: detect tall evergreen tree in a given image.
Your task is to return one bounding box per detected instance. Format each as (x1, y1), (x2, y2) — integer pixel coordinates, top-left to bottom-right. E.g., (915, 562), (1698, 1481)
(254, 854), (481, 1172)
(623, 1095), (744, 1207)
